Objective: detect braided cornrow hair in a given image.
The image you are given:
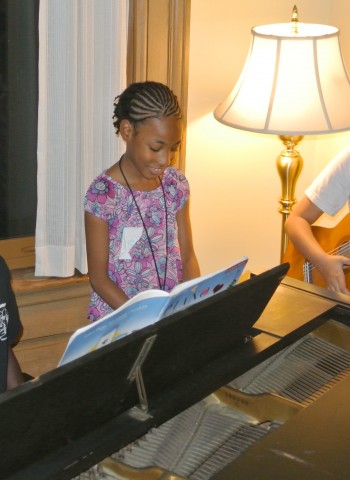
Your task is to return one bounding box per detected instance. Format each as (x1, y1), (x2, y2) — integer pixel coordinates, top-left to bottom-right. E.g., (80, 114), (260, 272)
(113, 81), (182, 135)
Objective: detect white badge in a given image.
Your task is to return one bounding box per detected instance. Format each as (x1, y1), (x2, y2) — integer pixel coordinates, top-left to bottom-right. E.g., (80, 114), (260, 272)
(119, 227), (143, 260)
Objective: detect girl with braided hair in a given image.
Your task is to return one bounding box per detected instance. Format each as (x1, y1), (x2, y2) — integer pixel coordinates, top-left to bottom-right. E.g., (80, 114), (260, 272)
(84, 81), (200, 322)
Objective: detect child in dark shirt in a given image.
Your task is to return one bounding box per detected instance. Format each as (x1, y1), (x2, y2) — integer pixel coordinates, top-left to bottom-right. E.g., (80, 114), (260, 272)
(0, 256), (24, 393)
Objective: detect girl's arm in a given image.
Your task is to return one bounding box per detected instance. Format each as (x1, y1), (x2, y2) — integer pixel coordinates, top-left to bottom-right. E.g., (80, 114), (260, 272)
(176, 200), (200, 281)
(7, 347), (24, 391)
(285, 195), (350, 294)
(85, 212), (129, 309)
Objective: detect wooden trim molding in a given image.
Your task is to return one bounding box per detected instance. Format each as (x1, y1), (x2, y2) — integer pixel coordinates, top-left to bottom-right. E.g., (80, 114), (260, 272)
(127, 0), (191, 170)
(0, 236), (35, 270)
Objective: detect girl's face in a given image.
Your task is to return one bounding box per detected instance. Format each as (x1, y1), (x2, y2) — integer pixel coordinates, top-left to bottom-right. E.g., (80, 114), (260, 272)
(121, 115), (183, 182)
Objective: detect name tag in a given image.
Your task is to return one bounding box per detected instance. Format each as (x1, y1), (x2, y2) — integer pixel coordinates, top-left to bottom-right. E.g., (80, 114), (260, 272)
(119, 227), (143, 260)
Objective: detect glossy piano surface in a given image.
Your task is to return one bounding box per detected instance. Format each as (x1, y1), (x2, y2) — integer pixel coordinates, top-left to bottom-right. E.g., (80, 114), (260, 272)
(2, 266), (350, 480)
(214, 277), (350, 480)
(94, 277), (350, 480)
(214, 357), (350, 480)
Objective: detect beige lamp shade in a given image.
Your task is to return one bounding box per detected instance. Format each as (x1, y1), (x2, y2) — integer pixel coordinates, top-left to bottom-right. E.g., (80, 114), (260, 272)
(214, 22), (350, 135)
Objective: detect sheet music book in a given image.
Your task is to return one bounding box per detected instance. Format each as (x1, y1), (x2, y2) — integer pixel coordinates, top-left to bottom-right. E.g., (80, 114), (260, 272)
(58, 256), (248, 366)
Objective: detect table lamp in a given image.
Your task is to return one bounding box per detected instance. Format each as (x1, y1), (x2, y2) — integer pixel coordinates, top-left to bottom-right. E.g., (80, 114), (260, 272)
(214, 6), (350, 261)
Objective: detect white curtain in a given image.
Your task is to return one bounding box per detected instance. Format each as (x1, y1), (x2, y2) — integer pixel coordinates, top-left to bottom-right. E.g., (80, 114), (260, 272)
(36, 0), (128, 277)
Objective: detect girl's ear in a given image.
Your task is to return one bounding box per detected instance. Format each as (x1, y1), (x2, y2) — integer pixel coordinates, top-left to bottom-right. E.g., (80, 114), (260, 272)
(119, 119), (133, 141)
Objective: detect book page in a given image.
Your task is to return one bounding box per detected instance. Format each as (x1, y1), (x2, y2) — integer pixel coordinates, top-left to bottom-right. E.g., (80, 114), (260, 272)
(161, 256), (248, 318)
(58, 290), (169, 366)
(58, 257), (248, 366)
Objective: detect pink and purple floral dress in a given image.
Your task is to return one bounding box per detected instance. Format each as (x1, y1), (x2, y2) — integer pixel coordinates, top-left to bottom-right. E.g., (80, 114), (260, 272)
(84, 166), (189, 321)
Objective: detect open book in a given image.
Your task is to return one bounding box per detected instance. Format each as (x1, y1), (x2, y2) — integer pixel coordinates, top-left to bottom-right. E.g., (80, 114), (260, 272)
(58, 256), (248, 366)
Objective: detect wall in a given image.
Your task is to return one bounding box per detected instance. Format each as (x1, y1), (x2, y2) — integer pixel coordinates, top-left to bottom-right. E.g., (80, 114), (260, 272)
(186, 0), (350, 275)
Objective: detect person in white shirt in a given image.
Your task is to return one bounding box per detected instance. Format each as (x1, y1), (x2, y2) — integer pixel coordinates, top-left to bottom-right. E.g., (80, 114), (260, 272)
(285, 145), (350, 295)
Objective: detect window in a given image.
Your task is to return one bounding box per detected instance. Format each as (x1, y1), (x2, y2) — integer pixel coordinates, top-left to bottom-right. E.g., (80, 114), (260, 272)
(0, 1), (39, 268)
(1, 0), (190, 271)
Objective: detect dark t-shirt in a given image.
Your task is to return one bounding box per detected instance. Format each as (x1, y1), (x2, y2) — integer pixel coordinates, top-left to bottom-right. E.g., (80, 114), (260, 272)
(0, 256), (22, 393)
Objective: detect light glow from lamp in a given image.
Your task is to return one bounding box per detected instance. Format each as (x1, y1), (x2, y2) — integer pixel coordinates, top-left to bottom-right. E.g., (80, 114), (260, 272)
(214, 7), (350, 261)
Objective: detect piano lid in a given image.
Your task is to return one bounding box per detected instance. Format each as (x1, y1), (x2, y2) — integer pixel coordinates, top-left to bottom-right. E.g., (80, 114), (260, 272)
(0, 263), (339, 480)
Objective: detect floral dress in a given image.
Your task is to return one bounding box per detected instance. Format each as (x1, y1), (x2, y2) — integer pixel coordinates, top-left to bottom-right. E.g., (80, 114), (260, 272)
(84, 166), (189, 321)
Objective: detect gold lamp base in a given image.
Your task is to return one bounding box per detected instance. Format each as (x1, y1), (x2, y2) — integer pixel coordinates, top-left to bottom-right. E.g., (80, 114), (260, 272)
(276, 135), (304, 262)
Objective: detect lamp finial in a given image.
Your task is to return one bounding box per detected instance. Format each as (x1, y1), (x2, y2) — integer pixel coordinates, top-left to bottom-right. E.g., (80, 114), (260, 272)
(291, 5), (299, 33)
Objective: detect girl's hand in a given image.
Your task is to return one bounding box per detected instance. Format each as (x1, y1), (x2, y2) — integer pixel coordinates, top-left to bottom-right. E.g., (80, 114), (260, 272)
(316, 254), (350, 295)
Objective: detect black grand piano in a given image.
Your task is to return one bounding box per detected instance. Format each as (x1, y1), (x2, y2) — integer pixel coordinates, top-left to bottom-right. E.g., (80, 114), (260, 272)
(1, 262), (350, 480)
